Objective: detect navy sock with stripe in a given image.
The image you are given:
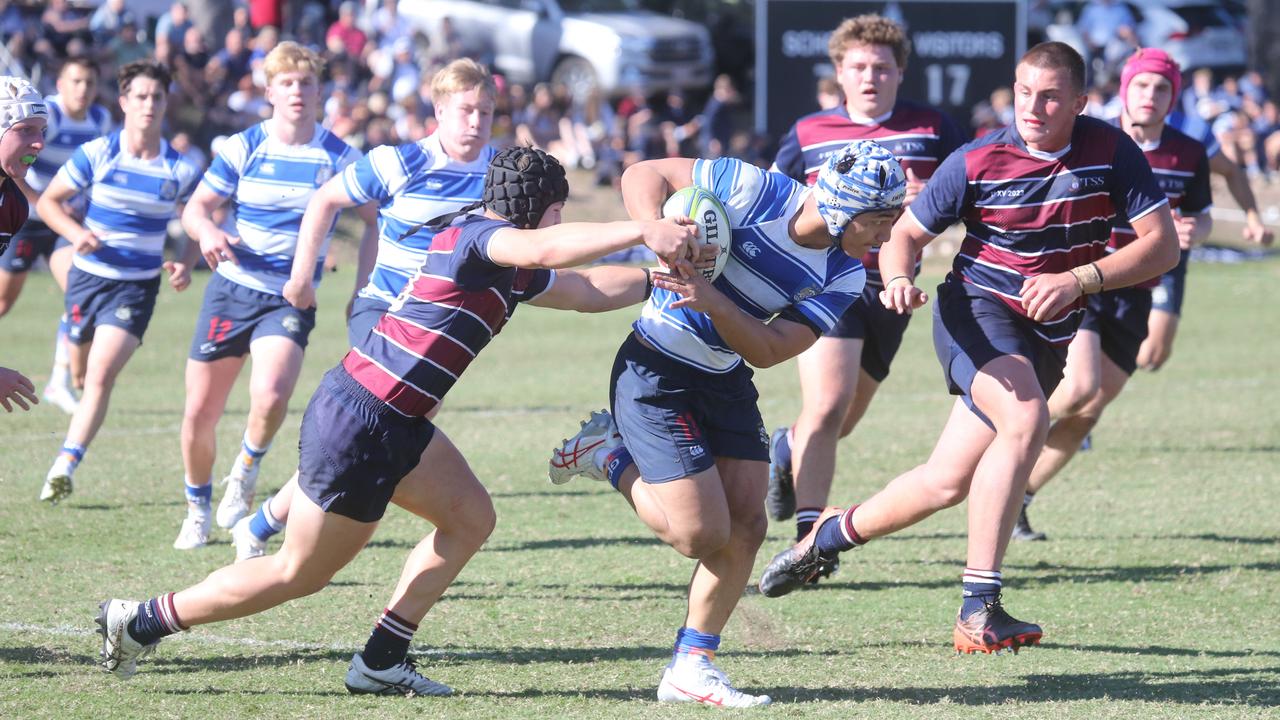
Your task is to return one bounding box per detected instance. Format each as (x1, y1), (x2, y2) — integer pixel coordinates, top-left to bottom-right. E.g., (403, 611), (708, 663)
(361, 608), (418, 670)
(128, 593), (187, 645)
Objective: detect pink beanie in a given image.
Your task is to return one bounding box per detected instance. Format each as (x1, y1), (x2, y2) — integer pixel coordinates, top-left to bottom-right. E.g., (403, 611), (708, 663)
(1120, 48), (1182, 107)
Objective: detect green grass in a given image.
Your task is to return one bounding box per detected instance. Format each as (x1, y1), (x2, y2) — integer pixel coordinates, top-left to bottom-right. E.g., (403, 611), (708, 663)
(1, 246), (1278, 718)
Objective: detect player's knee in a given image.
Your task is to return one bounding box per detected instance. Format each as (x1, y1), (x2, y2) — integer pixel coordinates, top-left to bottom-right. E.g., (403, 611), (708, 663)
(439, 492), (497, 547)
(800, 398), (855, 436)
(249, 383), (291, 417)
(671, 523), (731, 560)
(275, 558), (334, 598)
(733, 509), (769, 553)
(923, 470), (970, 508)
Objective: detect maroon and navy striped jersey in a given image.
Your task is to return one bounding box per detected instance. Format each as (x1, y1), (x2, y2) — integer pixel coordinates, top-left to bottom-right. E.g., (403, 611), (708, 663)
(1108, 124), (1211, 289)
(771, 101), (965, 288)
(342, 214), (555, 417)
(0, 177), (30, 256)
(908, 115), (1167, 345)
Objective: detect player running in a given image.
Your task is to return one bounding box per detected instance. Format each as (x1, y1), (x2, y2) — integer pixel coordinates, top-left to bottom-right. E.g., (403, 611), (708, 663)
(0, 59), (112, 414)
(170, 42), (372, 550)
(549, 140), (907, 706)
(0, 75), (48, 413)
(1015, 49), (1212, 540)
(764, 14), (965, 580)
(225, 58), (499, 562)
(96, 146), (697, 695)
(38, 61), (202, 504)
(757, 42), (1179, 655)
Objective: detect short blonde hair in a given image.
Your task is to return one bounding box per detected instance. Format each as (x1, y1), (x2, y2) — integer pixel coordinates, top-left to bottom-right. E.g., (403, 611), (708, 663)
(263, 41), (324, 85)
(828, 14), (910, 69)
(430, 58), (496, 107)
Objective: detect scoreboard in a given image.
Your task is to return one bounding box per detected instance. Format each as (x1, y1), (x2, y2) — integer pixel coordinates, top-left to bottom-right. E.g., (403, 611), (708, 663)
(755, 0), (1026, 137)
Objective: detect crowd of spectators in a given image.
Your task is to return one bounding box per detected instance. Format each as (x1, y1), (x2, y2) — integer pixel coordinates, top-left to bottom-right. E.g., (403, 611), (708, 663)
(0, 0), (757, 189)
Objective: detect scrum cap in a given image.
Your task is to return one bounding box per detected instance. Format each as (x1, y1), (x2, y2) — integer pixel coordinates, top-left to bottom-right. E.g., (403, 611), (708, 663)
(483, 145), (569, 229)
(814, 139), (906, 244)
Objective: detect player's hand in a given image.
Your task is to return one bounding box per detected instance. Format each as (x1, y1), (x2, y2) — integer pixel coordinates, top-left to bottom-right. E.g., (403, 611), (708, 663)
(199, 227), (241, 270)
(902, 166), (925, 208)
(651, 258), (726, 315)
(1020, 271), (1081, 322)
(71, 228), (100, 255)
(1174, 215), (1200, 250)
(640, 217), (699, 268)
(164, 260), (192, 292)
(691, 242), (721, 277)
(1243, 220), (1274, 247)
(878, 277), (928, 314)
(284, 277), (316, 310)
(0, 366), (38, 412)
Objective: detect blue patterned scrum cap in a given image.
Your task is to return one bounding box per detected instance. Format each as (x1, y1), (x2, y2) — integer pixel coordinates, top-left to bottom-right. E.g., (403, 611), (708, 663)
(814, 139), (907, 242)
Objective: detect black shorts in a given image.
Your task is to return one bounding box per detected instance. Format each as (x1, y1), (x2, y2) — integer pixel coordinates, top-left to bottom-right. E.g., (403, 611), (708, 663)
(609, 333), (768, 484)
(189, 273), (316, 361)
(64, 266), (160, 344)
(1, 219), (69, 273)
(297, 366), (435, 523)
(932, 277), (1068, 429)
(824, 285), (912, 382)
(1151, 248), (1189, 316)
(1078, 287), (1152, 376)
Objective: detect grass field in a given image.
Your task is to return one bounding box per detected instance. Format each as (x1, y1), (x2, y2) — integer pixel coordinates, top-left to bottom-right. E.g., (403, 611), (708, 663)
(1, 227), (1278, 718)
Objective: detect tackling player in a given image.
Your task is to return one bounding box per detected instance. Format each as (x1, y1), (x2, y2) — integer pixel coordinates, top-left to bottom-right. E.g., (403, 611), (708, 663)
(757, 43), (1179, 655)
(0, 58), (113, 415)
(97, 146), (697, 696)
(550, 140), (907, 707)
(38, 61), (202, 504)
(172, 42), (372, 550)
(765, 15), (965, 579)
(1016, 49), (1212, 540)
(0, 75), (48, 413)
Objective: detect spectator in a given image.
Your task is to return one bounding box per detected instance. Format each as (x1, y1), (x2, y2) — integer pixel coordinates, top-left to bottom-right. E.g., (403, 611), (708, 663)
(1255, 100), (1280, 180)
(41, 0), (91, 56)
(699, 74), (740, 158)
(815, 75), (841, 111)
(249, 0), (282, 31)
(208, 28), (253, 96)
(105, 13), (150, 71)
(89, 0), (128, 44)
(1075, 0), (1137, 71)
(370, 0), (412, 51)
(154, 2), (193, 50)
(326, 1), (368, 59)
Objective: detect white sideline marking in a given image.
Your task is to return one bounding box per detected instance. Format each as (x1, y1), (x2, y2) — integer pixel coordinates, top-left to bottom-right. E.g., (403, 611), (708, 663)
(0, 622), (453, 656)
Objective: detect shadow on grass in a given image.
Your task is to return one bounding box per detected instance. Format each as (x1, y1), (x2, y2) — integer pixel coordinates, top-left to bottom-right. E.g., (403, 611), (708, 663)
(1043, 642), (1280, 659)
(364, 535), (665, 553)
(760, 666), (1280, 706)
(0, 644), (98, 666)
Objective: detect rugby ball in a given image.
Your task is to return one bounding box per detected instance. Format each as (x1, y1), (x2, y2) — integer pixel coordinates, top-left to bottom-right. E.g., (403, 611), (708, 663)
(661, 186), (732, 282)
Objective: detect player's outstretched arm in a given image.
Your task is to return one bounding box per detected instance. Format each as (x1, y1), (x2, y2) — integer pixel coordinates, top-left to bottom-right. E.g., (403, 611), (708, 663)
(181, 184), (238, 271)
(620, 158), (697, 221)
(0, 365), (37, 412)
(487, 218), (697, 270)
(1099, 204), (1180, 289)
(36, 176), (97, 255)
(878, 212), (934, 314)
(286, 176), (360, 309)
(653, 259), (819, 368)
(528, 266), (651, 313)
(1210, 151), (1275, 246)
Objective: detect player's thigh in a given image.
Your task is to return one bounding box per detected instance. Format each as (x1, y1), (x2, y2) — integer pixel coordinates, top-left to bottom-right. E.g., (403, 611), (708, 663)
(923, 398), (997, 488)
(1146, 309), (1179, 348)
(83, 324), (142, 385)
(0, 268), (25, 311)
(713, 456), (768, 534)
(49, 245), (73, 291)
(390, 428), (495, 538)
(247, 334), (306, 400)
(796, 335), (863, 417)
(1090, 352), (1132, 411)
(183, 354), (246, 420)
(277, 490), (379, 582)
(640, 465), (733, 538)
(970, 354), (1049, 437)
(1049, 329), (1101, 413)
(842, 368), (882, 436)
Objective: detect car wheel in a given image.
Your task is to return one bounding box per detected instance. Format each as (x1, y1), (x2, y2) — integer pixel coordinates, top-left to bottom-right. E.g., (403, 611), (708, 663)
(551, 56), (597, 101)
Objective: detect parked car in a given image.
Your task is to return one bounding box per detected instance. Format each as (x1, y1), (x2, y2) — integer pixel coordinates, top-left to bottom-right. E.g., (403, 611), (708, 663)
(399, 0), (714, 99)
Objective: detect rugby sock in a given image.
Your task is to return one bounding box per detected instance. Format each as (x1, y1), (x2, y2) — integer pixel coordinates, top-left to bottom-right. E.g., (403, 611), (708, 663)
(57, 442), (86, 472)
(184, 478), (212, 514)
(603, 446), (634, 491)
(361, 608), (418, 670)
(795, 507), (822, 542)
(129, 593), (188, 645)
(671, 626), (720, 665)
(960, 568), (1003, 619)
(774, 427), (794, 471)
(237, 434), (270, 471)
(247, 495), (284, 542)
(1023, 493), (1035, 508)
(815, 504), (866, 554)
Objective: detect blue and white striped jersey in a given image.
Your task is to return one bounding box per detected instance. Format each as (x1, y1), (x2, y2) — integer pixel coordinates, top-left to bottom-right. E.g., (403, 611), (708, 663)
(25, 96), (113, 214)
(634, 158), (865, 373)
(58, 132), (202, 280)
(200, 121), (362, 295)
(341, 133), (495, 304)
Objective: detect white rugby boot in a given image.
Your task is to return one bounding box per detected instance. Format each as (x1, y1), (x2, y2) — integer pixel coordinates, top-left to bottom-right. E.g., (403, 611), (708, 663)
(344, 652), (453, 697)
(95, 599), (158, 679)
(548, 409), (621, 485)
(173, 509), (211, 550)
(216, 462), (259, 529)
(657, 657), (772, 708)
(40, 458), (74, 505)
(231, 515), (267, 562)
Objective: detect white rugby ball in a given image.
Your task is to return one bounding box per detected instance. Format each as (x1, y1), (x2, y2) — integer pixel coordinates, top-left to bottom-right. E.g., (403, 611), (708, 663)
(661, 186), (732, 281)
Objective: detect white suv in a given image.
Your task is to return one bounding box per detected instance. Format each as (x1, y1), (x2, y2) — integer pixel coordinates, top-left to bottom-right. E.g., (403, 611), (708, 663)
(400, 0), (713, 98)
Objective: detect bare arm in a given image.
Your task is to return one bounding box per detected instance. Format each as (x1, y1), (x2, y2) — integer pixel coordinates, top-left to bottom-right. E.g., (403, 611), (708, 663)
(180, 184), (237, 270)
(36, 176), (96, 253)
(1210, 151), (1274, 246)
(486, 218), (696, 270)
(285, 176), (361, 309)
(527, 266), (651, 312)
(619, 158), (697, 221)
(877, 210), (936, 313)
